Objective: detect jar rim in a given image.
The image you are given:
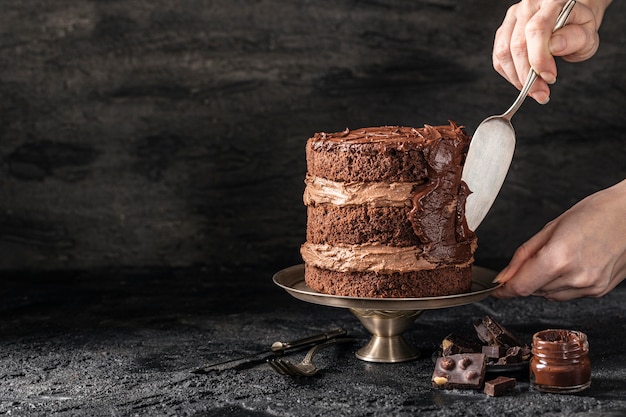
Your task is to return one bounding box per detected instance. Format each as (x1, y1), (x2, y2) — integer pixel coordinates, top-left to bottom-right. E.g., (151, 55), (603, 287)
(532, 329), (588, 351)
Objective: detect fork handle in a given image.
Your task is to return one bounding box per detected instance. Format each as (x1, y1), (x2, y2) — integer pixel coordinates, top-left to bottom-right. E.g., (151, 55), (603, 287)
(271, 328), (347, 352)
(501, 0), (576, 120)
(302, 338), (356, 365)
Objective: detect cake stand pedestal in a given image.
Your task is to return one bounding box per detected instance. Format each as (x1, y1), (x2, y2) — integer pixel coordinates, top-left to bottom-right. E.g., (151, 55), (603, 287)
(273, 264), (499, 363)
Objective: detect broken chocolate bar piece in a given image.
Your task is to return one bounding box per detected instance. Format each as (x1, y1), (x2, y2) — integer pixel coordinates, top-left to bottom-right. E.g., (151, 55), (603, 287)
(484, 376), (516, 397)
(520, 344), (532, 361)
(442, 333), (482, 356)
(496, 346), (523, 365)
(432, 353), (487, 390)
(474, 316), (523, 347)
(482, 345), (507, 359)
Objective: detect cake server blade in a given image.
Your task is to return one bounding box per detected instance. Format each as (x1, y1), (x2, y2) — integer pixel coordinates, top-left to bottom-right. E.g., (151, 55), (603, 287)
(461, 0), (576, 232)
(190, 328), (347, 373)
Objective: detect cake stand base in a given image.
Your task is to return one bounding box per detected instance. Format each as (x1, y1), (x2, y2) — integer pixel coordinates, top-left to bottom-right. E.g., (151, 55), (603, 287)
(350, 309), (424, 362)
(273, 264), (499, 363)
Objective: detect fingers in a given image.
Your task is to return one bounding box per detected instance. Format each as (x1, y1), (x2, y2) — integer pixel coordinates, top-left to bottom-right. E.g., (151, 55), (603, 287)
(493, 222), (555, 285)
(495, 267), (604, 301)
(493, 1), (554, 104)
(492, 223), (560, 299)
(492, 230), (612, 301)
(532, 278), (610, 301)
(492, 0), (602, 104)
(523, 1), (563, 81)
(492, 251), (553, 299)
(493, 3), (527, 91)
(534, 266), (616, 301)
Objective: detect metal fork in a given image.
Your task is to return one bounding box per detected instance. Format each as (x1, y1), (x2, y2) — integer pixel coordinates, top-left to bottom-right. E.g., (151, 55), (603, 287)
(267, 337), (355, 377)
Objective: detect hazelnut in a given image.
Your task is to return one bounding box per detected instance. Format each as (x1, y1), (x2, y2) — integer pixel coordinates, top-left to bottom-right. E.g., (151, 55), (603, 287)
(465, 370), (480, 380)
(458, 357), (473, 369)
(433, 376), (449, 386)
(440, 357), (456, 370)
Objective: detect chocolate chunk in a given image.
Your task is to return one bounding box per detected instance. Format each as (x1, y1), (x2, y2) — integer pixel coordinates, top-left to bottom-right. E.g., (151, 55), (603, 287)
(496, 346), (523, 365)
(432, 353), (487, 390)
(482, 345), (507, 359)
(473, 316), (523, 347)
(520, 344), (532, 361)
(484, 376), (516, 397)
(441, 333), (482, 356)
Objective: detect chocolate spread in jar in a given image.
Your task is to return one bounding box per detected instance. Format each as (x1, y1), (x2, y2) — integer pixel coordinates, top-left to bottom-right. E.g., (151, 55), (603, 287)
(530, 329), (591, 394)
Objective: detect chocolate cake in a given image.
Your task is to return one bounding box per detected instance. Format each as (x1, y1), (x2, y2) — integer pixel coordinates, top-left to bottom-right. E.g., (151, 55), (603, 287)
(301, 121), (477, 298)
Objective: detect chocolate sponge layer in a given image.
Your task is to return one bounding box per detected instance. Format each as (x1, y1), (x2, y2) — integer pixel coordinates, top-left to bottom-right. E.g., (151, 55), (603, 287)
(306, 205), (421, 246)
(306, 139), (429, 183)
(304, 265), (472, 298)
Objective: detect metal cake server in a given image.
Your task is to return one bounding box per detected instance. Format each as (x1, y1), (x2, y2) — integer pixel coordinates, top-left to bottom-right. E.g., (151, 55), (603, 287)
(462, 0), (576, 231)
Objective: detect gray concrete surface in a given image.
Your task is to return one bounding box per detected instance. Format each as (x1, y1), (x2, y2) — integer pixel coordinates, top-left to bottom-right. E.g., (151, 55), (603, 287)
(1, 265), (625, 416)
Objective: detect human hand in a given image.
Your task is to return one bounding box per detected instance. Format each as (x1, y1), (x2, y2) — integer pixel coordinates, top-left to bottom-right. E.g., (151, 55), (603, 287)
(492, 180), (626, 301)
(492, 0), (612, 104)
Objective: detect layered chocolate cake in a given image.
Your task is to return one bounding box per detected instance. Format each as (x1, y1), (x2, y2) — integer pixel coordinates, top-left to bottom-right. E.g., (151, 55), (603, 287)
(301, 121), (477, 298)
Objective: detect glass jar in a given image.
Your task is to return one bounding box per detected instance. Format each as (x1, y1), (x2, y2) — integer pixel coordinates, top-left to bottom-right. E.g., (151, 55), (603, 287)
(530, 329), (591, 394)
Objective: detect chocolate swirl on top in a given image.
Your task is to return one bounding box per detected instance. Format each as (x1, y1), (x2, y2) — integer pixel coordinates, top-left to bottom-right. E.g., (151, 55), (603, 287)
(311, 121), (465, 147)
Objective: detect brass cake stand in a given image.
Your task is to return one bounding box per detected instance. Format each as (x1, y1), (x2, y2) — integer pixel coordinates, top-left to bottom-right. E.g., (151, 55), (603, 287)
(273, 264), (499, 363)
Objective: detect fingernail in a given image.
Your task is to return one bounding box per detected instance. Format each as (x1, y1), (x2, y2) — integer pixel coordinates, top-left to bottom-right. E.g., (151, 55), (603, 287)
(549, 34), (566, 55)
(539, 71), (556, 85)
(492, 271), (506, 284)
(530, 92), (550, 105)
(493, 264), (512, 284)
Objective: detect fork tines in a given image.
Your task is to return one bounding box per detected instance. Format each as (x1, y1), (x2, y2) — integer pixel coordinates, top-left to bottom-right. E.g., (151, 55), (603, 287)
(267, 337), (356, 377)
(267, 358), (294, 376)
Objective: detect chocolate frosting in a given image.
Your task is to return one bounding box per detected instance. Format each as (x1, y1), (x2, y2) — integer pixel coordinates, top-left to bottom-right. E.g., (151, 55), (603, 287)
(300, 242), (475, 274)
(406, 122), (475, 262)
(304, 175), (419, 207)
(311, 123), (462, 150)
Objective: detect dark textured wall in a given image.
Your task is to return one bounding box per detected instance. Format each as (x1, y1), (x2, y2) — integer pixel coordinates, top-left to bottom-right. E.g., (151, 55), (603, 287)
(1, 0), (625, 272)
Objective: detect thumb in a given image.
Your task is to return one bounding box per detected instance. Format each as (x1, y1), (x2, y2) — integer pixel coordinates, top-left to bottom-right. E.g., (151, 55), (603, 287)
(549, 25), (599, 62)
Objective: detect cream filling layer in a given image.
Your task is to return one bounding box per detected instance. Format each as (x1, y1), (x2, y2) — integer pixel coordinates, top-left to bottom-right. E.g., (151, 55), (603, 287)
(301, 242), (473, 274)
(304, 175), (420, 207)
